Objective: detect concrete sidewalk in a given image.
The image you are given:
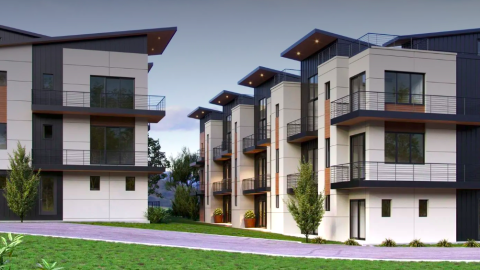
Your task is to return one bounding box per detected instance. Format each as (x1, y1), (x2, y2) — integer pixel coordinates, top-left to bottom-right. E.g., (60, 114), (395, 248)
(0, 222), (478, 262)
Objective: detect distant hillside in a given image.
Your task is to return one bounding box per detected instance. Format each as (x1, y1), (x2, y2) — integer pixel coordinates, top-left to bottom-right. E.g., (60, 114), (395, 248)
(148, 172), (174, 208)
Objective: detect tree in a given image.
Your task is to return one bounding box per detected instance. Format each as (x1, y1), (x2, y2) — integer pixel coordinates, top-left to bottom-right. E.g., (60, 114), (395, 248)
(148, 136), (169, 198)
(285, 161), (325, 243)
(4, 142), (41, 222)
(165, 147), (198, 191)
(171, 185), (199, 220)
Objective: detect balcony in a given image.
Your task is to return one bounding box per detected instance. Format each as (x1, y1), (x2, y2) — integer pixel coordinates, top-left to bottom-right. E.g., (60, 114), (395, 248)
(287, 173), (318, 195)
(221, 137), (232, 156)
(192, 182), (205, 196)
(258, 125), (270, 146)
(242, 175), (271, 195)
(243, 134), (265, 154)
(330, 161), (480, 189)
(32, 89), (166, 123)
(330, 91), (480, 126)
(212, 178), (232, 195)
(32, 149), (165, 173)
(213, 144), (230, 161)
(189, 148), (205, 167)
(287, 116), (317, 143)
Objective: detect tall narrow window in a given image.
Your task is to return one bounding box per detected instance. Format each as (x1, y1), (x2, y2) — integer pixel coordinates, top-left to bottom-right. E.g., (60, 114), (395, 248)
(126, 177), (135, 191)
(0, 72), (6, 150)
(382, 199), (391, 217)
(235, 158), (237, 206)
(478, 40), (480, 56)
(259, 98), (267, 140)
(43, 125), (53, 139)
(276, 149), (279, 173)
(308, 75), (318, 131)
(325, 81), (330, 100)
(325, 195), (330, 211)
(276, 195), (279, 208)
(226, 115), (232, 151)
(0, 176), (6, 190)
(419, 200), (428, 217)
(325, 138), (330, 168)
(275, 104), (279, 117)
(0, 124), (6, 149)
(43, 74), (54, 90)
(90, 176), (100, 191)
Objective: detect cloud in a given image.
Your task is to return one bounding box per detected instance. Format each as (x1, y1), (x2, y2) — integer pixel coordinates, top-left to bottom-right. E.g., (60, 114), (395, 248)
(150, 106), (199, 132)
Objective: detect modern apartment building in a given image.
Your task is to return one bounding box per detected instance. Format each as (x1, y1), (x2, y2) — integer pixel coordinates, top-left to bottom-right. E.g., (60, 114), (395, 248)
(192, 27), (480, 243)
(0, 25), (175, 222)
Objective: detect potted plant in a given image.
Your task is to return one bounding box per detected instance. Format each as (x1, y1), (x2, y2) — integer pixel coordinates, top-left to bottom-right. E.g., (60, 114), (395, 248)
(244, 210), (256, 228)
(213, 208), (223, 223)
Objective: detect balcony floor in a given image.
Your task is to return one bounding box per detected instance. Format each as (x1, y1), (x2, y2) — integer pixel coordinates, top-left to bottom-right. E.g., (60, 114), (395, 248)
(34, 164), (165, 173)
(287, 131), (317, 143)
(331, 180), (480, 189)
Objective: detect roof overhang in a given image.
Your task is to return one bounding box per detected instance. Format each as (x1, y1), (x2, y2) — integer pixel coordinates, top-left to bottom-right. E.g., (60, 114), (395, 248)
(238, 66), (299, 88)
(187, 107), (223, 119)
(0, 25), (48, 38)
(0, 27), (177, 56)
(209, 90), (252, 106)
(281, 29), (356, 61)
(384, 27), (480, 47)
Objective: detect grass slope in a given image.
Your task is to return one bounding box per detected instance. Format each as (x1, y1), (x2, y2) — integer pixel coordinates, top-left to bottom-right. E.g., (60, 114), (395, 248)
(4, 234), (479, 269)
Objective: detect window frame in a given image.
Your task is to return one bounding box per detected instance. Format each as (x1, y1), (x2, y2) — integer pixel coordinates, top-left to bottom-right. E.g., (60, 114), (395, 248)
(325, 195), (330, 211)
(325, 81), (330, 100)
(0, 123), (6, 150)
(308, 75), (319, 130)
(276, 149), (279, 173)
(0, 175), (6, 190)
(42, 73), (54, 90)
(382, 199), (391, 217)
(325, 138), (330, 168)
(90, 176), (100, 191)
(385, 71), (425, 105)
(43, 124), (53, 139)
(385, 132), (425, 164)
(419, 199), (428, 217)
(126, 176), (135, 191)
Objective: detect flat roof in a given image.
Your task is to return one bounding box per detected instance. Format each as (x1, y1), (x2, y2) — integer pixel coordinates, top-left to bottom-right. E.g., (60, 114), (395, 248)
(238, 66), (300, 88)
(187, 107), (223, 119)
(0, 25), (48, 38)
(281, 29), (356, 61)
(384, 27), (480, 46)
(209, 90), (253, 106)
(0, 26), (177, 56)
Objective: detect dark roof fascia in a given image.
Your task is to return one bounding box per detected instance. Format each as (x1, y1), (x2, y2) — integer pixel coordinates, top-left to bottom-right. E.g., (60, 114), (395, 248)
(384, 27), (480, 46)
(237, 66), (300, 88)
(209, 90), (253, 106)
(0, 25), (48, 38)
(187, 106), (223, 119)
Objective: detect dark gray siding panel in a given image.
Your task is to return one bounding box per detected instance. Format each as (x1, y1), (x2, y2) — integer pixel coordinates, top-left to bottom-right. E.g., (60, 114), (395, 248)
(222, 96), (253, 142)
(0, 29), (37, 44)
(0, 172), (63, 221)
(457, 189), (479, 241)
(32, 114), (63, 165)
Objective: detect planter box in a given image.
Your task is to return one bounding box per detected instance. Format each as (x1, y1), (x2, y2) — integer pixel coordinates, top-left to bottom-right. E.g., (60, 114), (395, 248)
(245, 218), (256, 228)
(214, 215), (223, 223)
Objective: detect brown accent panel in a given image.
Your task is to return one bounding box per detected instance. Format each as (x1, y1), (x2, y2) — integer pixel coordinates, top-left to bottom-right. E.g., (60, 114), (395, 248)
(324, 100), (330, 139)
(199, 197), (205, 222)
(0, 86), (6, 123)
(385, 122), (425, 133)
(385, 104), (425, 113)
(90, 116), (135, 127)
(275, 117), (279, 149)
(275, 173), (279, 195)
(325, 168), (330, 195)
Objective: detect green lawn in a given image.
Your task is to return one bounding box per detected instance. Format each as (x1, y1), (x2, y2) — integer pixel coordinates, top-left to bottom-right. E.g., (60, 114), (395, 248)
(3, 234), (479, 269)
(80, 217), (339, 244)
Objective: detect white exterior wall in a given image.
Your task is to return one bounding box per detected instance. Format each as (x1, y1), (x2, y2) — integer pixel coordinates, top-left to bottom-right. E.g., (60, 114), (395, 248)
(0, 45), (33, 169)
(204, 120), (223, 223)
(270, 82), (302, 236)
(231, 105), (255, 228)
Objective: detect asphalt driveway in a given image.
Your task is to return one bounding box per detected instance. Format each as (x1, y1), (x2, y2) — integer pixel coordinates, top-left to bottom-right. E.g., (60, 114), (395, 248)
(0, 222), (478, 261)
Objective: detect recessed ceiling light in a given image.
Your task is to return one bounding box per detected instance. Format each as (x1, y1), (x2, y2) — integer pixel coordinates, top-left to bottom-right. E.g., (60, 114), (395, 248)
(297, 52), (300, 55)
(158, 37), (161, 40)
(202, 111), (204, 114)
(249, 81), (252, 85)
(315, 39), (319, 43)
(151, 48), (154, 51)
(226, 95), (229, 98)
(260, 74), (264, 77)
(196, 115), (198, 118)
(218, 101), (221, 103)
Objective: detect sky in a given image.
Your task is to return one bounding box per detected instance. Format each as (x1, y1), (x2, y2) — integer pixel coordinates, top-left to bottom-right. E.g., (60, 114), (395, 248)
(2, 0), (480, 157)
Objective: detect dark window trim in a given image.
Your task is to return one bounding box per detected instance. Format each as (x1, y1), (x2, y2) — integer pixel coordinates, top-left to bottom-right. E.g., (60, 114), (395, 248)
(325, 195), (330, 211)
(382, 199), (391, 217)
(385, 131), (425, 164)
(384, 71), (425, 105)
(126, 176), (135, 191)
(325, 138), (330, 168)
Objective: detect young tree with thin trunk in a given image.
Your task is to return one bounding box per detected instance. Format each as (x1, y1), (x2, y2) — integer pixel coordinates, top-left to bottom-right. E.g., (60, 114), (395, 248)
(4, 142), (41, 222)
(148, 136), (169, 198)
(285, 161), (325, 243)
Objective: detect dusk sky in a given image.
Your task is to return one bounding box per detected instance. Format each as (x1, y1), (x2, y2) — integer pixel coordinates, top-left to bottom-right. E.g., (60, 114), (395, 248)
(2, 0), (480, 159)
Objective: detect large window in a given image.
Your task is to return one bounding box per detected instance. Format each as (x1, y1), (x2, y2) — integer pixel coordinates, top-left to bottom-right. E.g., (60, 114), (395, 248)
(385, 72), (424, 104)
(350, 73), (366, 111)
(90, 126), (134, 165)
(90, 76), (134, 109)
(308, 75), (318, 131)
(385, 132), (424, 164)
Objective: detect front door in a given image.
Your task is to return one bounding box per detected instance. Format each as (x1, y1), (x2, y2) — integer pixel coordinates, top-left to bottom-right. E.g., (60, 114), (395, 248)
(255, 194), (267, 228)
(350, 199), (366, 240)
(223, 195), (231, 223)
(40, 177), (56, 215)
(350, 133), (365, 180)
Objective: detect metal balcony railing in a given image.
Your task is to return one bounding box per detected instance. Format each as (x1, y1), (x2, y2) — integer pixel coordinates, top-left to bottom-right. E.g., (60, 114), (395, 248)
(258, 125), (270, 141)
(287, 116), (318, 137)
(32, 89), (166, 111)
(222, 136), (232, 153)
(242, 175), (271, 192)
(243, 134), (255, 150)
(273, 69), (301, 85)
(330, 162), (461, 183)
(213, 145), (223, 160)
(330, 91), (480, 119)
(212, 178), (232, 193)
(192, 148), (205, 162)
(287, 173), (318, 191)
(31, 149), (156, 167)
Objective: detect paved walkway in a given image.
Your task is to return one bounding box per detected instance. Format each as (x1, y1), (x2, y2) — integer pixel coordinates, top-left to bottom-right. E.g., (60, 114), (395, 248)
(0, 222), (479, 262)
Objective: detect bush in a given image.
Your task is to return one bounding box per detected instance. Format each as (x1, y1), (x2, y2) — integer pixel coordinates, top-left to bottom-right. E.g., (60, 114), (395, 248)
(463, 239), (480, 247)
(244, 210), (255, 219)
(145, 207), (169, 223)
(409, 239), (426, 247)
(311, 237), (327, 244)
(344, 239), (360, 246)
(380, 238), (397, 247)
(171, 185), (199, 220)
(437, 239), (452, 247)
(213, 208), (223, 216)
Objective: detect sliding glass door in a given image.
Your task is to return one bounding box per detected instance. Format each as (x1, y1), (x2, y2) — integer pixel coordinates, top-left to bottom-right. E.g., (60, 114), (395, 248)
(350, 199), (366, 240)
(91, 126), (134, 165)
(350, 133), (365, 180)
(350, 73), (366, 112)
(90, 76), (134, 109)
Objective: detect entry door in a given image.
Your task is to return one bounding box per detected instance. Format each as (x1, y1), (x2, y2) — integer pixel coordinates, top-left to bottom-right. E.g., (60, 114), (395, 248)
(223, 195), (231, 223)
(350, 133), (365, 180)
(255, 194), (267, 228)
(39, 177), (56, 215)
(350, 199), (366, 240)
